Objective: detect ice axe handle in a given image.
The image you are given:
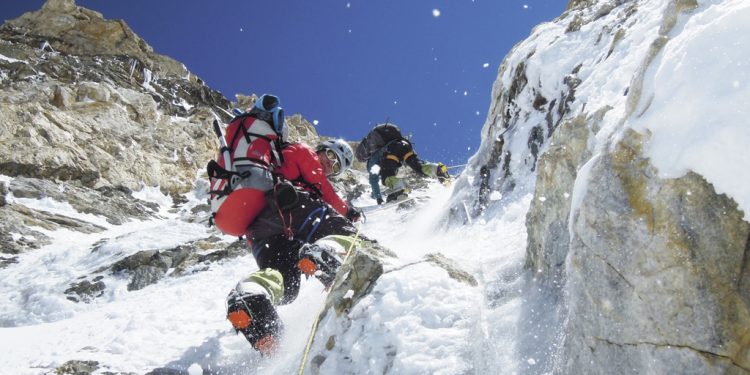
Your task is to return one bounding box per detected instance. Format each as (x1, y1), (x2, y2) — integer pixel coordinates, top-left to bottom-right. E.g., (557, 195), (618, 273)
(212, 120), (224, 139)
(212, 120), (233, 171)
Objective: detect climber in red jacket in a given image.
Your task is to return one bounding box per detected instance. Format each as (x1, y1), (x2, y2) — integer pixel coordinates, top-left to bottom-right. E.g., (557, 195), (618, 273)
(227, 137), (365, 355)
(276, 139), (356, 219)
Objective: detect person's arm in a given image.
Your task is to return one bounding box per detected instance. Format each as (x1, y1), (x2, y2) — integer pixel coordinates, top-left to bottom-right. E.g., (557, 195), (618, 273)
(296, 146), (350, 216)
(393, 140), (428, 177)
(404, 153), (428, 177)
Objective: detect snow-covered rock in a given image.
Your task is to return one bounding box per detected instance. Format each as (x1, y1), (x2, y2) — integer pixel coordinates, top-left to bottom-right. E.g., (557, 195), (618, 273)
(453, 0), (750, 372)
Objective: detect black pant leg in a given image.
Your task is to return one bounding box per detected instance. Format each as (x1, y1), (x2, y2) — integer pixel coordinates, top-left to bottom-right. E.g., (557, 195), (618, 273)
(253, 234), (303, 305)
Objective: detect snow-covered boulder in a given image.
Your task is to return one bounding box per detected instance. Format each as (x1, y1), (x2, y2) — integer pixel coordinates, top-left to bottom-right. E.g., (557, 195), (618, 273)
(453, 0), (750, 372)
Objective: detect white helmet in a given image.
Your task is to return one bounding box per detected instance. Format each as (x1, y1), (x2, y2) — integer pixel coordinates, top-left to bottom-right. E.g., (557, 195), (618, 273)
(317, 139), (354, 176)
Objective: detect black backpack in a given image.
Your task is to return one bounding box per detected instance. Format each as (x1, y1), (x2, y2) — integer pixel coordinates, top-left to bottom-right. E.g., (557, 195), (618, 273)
(355, 123), (403, 162)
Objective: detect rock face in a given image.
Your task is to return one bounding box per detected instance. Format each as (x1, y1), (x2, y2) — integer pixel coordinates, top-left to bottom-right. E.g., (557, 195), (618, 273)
(0, 0), (344, 256)
(302, 242), (478, 373)
(0, 0), (229, 194)
(563, 131), (750, 373)
(450, 0), (750, 373)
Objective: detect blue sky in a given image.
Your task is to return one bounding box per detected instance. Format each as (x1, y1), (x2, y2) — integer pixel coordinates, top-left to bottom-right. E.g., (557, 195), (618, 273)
(2, 0), (567, 166)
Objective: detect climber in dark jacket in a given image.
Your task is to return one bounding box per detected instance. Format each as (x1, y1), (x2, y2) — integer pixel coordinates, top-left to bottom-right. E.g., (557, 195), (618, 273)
(361, 125), (450, 204)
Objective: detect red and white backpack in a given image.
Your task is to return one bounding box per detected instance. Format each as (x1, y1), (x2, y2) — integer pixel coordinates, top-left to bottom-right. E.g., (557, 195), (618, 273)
(207, 111), (282, 237)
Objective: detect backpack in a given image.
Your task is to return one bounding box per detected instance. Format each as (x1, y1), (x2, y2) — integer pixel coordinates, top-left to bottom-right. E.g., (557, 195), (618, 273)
(355, 123), (403, 162)
(207, 113), (282, 237)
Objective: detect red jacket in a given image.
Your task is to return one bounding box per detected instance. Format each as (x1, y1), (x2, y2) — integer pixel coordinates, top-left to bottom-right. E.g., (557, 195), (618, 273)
(277, 143), (349, 217)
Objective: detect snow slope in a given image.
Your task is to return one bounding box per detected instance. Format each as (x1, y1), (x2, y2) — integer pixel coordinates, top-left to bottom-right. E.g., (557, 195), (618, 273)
(0, 176), (532, 375)
(3, 0), (747, 373)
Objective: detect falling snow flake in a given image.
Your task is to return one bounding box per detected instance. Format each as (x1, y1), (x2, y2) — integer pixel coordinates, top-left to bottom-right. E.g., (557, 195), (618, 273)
(313, 120), (319, 125)
(432, 9), (441, 17)
(483, 63), (490, 68)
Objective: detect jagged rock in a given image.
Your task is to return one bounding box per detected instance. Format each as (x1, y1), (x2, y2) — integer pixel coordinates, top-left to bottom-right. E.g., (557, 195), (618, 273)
(192, 239), (247, 265)
(526, 110), (601, 286)
(52, 85), (74, 108)
(560, 131), (750, 373)
(109, 239), (247, 290)
(424, 253), (478, 287)
(76, 81), (111, 102)
(8, 177), (157, 225)
(65, 276), (105, 303)
(55, 359), (99, 375)
(112, 245), (192, 291)
(0, 180), (6, 206)
(190, 203), (209, 215)
(450, 0), (750, 373)
(232, 93), (257, 111)
(144, 368), (186, 375)
(0, 201), (105, 255)
(0, 1), (232, 195)
(285, 113), (323, 147)
(4, 0), (185, 77)
(301, 242), (401, 371)
(111, 250), (160, 273)
(0, 256), (18, 269)
(0, 2), (330, 211)
(326, 244), (386, 316)
(330, 172), (368, 202)
(127, 266), (166, 291)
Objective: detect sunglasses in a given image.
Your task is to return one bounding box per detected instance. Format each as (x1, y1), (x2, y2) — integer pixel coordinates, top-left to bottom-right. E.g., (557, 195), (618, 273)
(324, 149), (341, 175)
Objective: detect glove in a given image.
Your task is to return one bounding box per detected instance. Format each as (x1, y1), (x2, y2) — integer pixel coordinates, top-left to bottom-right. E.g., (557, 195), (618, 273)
(346, 206), (363, 222)
(436, 163), (450, 183)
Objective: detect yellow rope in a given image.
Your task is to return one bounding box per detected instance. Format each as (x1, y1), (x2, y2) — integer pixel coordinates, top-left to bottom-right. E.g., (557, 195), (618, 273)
(298, 223), (363, 375)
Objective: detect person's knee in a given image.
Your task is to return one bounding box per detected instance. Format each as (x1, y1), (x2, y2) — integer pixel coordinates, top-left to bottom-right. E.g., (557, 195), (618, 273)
(237, 268), (285, 305)
(384, 176), (406, 191)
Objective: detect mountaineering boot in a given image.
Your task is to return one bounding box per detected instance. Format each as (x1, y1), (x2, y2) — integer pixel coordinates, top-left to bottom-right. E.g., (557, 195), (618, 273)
(297, 243), (343, 288)
(383, 175), (410, 203)
(385, 188), (409, 203)
(226, 289), (283, 355)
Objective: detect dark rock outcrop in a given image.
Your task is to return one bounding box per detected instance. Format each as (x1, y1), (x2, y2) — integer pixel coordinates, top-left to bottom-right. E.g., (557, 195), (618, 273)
(65, 276), (106, 303)
(110, 237), (248, 291)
